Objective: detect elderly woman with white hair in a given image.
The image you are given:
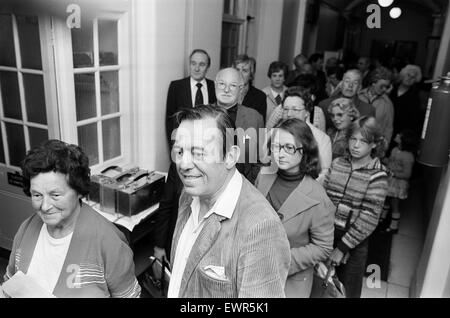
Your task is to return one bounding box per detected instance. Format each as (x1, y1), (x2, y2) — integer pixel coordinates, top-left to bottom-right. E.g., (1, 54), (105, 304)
(389, 64), (424, 141)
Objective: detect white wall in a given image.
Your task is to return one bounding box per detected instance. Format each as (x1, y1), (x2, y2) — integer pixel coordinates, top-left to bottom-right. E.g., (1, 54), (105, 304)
(186, 0), (222, 79)
(131, 0), (223, 173)
(132, 0), (187, 172)
(253, 0), (284, 89)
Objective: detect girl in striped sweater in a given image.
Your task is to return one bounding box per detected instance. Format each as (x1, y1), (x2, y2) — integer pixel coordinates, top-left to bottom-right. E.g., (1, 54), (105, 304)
(323, 116), (388, 298)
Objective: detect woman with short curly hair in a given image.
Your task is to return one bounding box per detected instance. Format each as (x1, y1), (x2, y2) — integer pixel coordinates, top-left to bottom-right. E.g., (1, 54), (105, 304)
(3, 139), (140, 298)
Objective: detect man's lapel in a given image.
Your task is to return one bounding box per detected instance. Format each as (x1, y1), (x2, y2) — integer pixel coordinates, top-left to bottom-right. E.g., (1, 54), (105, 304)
(178, 213), (226, 296)
(183, 78), (193, 108)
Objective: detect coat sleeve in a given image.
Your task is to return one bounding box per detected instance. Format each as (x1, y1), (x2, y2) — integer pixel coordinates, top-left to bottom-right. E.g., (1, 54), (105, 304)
(337, 172), (388, 253)
(288, 200), (335, 275)
(237, 217), (291, 297)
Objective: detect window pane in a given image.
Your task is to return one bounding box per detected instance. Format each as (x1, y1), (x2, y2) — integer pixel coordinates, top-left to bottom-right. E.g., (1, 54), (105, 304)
(220, 22), (240, 68)
(29, 127), (48, 149)
(74, 73), (96, 121)
(78, 123), (98, 165)
(0, 127), (5, 163)
(17, 15), (42, 70)
(224, 0), (232, 14)
(23, 74), (47, 124)
(0, 71), (22, 120)
(98, 20), (118, 66)
(0, 14), (16, 67)
(100, 71), (119, 115)
(5, 122), (25, 167)
(102, 117), (121, 161)
(72, 20), (94, 68)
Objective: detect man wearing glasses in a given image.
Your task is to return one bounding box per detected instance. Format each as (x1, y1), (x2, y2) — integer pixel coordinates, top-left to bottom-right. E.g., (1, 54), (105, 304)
(213, 68), (264, 184)
(281, 88), (332, 184)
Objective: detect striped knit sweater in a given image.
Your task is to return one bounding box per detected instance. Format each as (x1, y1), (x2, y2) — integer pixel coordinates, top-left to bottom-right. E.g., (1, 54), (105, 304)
(323, 156), (388, 253)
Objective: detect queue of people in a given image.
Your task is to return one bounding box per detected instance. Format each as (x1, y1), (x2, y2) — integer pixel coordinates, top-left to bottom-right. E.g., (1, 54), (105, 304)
(1, 48), (425, 299)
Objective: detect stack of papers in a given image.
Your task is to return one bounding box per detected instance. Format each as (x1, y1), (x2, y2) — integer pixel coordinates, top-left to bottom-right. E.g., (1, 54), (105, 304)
(1, 271), (55, 298)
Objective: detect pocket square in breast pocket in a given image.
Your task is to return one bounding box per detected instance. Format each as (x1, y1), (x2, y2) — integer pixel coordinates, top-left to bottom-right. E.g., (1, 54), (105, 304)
(203, 265), (228, 281)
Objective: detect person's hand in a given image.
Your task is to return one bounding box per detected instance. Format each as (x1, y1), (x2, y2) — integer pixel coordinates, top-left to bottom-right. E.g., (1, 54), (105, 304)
(326, 248), (345, 268)
(153, 246), (167, 263)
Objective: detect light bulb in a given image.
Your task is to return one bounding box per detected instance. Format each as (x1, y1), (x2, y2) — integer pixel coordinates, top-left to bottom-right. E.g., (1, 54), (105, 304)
(390, 7), (402, 19)
(378, 0), (394, 7)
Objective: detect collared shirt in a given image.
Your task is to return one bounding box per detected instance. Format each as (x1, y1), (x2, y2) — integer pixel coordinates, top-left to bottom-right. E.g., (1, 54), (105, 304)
(167, 169), (243, 298)
(190, 77), (209, 107)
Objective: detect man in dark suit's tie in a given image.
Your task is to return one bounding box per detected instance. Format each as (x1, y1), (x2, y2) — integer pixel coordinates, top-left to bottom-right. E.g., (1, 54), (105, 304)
(195, 83), (203, 106)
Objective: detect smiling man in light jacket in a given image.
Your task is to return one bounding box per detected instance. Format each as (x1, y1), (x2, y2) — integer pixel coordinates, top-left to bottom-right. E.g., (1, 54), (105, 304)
(168, 104), (290, 298)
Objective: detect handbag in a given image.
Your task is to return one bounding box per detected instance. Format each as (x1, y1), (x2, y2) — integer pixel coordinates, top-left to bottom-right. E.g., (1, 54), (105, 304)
(139, 256), (171, 298)
(310, 262), (346, 298)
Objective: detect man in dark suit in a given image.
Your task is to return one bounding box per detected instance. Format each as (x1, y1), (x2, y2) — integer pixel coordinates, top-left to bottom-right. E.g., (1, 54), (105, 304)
(214, 67), (264, 184)
(232, 54), (267, 124)
(166, 49), (216, 143)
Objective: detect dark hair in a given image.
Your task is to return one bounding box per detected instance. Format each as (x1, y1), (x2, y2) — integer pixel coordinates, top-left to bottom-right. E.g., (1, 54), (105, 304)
(269, 118), (321, 179)
(368, 67), (393, 86)
(21, 139), (91, 197)
(283, 86), (315, 113)
(347, 116), (386, 158)
(308, 53), (324, 64)
(173, 104), (236, 159)
(398, 129), (419, 153)
(190, 49), (211, 68)
(267, 61), (289, 78)
(326, 66), (345, 80)
(290, 73), (318, 96)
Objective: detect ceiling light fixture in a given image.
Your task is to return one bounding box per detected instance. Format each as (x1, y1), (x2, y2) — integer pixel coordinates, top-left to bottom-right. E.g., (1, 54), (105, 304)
(390, 7), (402, 19)
(378, 0), (394, 7)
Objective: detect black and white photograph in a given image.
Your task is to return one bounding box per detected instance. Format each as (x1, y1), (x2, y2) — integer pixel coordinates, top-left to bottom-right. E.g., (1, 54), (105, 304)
(0, 0), (450, 301)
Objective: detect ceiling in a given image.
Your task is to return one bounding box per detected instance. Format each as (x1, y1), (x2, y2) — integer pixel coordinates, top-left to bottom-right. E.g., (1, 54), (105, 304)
(320, 0), (449, 15)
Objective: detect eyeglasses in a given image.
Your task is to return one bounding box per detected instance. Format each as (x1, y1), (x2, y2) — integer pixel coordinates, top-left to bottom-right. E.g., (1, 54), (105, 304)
(271, 143), (303, 155)
(282, 107), (306, 114)
(216, 81), (240, 92)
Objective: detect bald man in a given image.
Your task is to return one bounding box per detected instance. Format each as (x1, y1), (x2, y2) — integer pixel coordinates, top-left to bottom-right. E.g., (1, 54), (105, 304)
(318, 69), (375, 130)
(213, 68), (264, 184)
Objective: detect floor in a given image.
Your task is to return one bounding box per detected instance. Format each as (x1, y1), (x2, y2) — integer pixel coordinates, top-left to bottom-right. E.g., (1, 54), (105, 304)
(0, 179), (426, 298)
(361, 177), (425, 298)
